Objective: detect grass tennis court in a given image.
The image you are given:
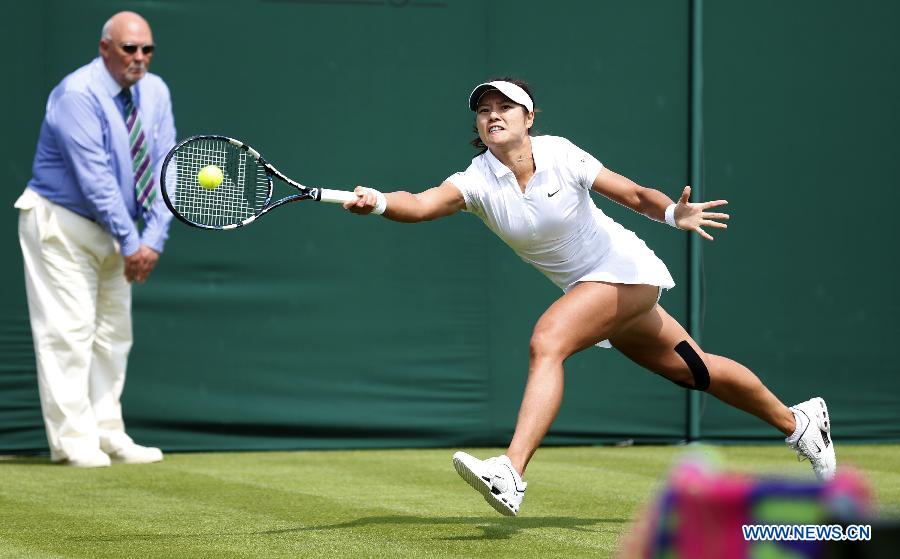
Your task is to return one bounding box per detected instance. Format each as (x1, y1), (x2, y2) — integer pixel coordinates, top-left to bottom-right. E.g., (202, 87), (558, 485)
(2, 445), (899, 558)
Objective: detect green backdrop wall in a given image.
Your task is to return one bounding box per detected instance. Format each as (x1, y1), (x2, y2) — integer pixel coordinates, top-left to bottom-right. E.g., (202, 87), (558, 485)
(0, 0), (896, 453)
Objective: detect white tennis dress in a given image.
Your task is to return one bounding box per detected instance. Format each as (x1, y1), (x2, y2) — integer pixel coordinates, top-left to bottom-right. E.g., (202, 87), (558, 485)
(446, 136), (675, 347)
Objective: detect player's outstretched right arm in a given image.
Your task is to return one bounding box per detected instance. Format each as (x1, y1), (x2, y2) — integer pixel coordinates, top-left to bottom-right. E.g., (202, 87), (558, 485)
(344, 182), (465, 223)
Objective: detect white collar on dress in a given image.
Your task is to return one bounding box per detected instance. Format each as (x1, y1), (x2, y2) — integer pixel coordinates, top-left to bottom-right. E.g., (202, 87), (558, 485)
(483, 136), (546, 178)
(484, 149), (512, 178)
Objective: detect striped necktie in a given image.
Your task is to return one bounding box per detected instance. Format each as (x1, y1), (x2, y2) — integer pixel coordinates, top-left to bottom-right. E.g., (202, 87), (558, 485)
(121, 88), (155, 214)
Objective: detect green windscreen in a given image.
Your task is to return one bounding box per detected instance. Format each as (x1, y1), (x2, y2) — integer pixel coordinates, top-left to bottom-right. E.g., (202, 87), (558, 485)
(0, 0), (896, 453)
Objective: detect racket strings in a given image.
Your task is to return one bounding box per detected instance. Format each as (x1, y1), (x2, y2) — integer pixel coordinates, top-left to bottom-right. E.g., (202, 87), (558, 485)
(168, 139), (269, 227)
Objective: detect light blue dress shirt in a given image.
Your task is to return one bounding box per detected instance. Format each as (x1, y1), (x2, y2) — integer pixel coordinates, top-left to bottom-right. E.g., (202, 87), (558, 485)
(28, 57), (176, 256)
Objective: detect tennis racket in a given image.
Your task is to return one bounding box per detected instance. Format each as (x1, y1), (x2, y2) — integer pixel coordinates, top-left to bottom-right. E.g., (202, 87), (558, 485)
(159, 135), (384, 230)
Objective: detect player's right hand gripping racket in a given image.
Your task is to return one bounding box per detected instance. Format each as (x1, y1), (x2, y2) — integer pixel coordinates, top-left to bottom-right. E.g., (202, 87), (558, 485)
(160, 135), (384, 230)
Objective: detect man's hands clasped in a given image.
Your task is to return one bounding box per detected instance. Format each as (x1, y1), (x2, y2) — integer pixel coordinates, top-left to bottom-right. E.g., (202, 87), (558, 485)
(124, 244), (159, 283)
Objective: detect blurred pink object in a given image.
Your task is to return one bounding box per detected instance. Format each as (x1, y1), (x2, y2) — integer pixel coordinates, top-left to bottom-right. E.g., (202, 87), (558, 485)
(618, 455), (871, 559)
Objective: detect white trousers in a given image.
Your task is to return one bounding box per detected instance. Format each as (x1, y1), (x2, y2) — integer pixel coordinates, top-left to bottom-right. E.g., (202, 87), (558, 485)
(16, 188), (135, 461)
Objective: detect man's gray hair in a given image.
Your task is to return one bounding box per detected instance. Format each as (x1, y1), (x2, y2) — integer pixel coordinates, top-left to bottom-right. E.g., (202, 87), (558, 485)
(100, 17), (112, 40)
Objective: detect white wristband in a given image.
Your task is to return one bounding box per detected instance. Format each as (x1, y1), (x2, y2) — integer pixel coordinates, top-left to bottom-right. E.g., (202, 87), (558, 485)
(363, 188), (387, 215)
(664, 203), (678, 228)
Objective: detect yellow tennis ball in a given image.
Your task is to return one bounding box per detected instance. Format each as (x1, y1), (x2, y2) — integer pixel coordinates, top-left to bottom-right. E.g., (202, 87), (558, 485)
(197, 165), (223, 190)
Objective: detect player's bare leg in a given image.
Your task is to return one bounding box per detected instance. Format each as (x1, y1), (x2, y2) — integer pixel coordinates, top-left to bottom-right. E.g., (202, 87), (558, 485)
(504, 281), (659, 476)
(453, 282), (657, 516)
(608, 305), (795, 435)
(609, 305), (835, 479)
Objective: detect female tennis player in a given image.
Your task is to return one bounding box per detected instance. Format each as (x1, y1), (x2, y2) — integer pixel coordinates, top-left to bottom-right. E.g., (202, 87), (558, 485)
(343, 79), (835, 516)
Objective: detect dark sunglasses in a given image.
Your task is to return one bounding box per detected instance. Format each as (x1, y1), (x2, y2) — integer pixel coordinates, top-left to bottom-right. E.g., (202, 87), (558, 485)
(119, 43), (155, 55)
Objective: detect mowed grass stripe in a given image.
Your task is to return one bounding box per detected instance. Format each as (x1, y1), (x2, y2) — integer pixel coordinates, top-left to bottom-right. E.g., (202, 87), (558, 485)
(162, 450), (619, 558)
(0, 466), (308, 558)
(194, 449), (622, 556)
(1, 445), (898, 559)
(0, 450), (630, 558)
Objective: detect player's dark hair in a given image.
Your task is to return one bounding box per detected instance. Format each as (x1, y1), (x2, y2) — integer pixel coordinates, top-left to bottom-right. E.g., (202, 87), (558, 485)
(470, 77), (536, 155)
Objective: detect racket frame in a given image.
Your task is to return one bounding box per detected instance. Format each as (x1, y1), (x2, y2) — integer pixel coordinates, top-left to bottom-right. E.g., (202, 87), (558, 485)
(160, 134), (351, 230)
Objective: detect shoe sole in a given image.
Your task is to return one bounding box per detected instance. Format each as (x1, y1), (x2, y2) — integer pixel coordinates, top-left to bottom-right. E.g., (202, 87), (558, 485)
(109, 450), (164, 465)
(66, 460), (111, 468)
(800, 397), (837, 481)
(112, 456), (164, 465)
(452, 453), (517, 517)
(810, 397), (831, 433)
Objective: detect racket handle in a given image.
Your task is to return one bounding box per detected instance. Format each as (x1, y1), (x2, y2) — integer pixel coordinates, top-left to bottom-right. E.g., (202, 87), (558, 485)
(318, 189), (356, 204)
(319, 188), (386, 215)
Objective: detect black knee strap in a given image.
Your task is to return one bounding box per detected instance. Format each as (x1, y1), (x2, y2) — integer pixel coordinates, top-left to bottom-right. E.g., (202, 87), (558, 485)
(673, 341), (710, 391)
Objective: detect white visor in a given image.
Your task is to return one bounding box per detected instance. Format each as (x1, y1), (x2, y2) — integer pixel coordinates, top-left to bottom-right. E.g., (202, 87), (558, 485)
(468, 81), (534, 113)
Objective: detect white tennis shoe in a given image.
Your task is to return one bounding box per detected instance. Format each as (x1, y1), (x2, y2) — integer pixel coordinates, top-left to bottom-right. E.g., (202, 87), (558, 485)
(105, 443), (164, 465)
(452, 451), (526, 516)
(62, 450), (111, 468)
(786, 397), (836, 481)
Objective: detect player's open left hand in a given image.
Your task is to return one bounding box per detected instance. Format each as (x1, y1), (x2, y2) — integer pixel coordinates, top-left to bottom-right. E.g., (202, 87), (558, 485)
(674, 185), (729, 241)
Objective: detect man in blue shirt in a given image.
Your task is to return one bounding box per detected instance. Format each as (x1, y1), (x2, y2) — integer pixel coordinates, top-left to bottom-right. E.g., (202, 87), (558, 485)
(15, 11), (176, 467)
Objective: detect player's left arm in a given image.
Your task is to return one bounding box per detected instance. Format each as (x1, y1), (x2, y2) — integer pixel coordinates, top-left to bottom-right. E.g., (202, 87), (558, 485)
(590, 167), (729, 240)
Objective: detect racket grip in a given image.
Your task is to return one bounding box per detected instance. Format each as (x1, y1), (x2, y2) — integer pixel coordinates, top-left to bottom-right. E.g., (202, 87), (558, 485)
(319, 188), (386, 215)
(318, 189), (356, 204)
